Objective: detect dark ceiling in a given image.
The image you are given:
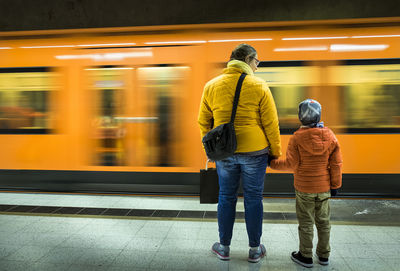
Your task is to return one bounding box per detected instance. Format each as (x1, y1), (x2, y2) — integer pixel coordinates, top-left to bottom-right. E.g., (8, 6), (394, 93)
(0, 0), (399, 32)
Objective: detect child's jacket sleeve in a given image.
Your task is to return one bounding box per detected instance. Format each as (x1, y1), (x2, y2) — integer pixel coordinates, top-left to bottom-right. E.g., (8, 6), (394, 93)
(270, 136), (299, 171)
(329, 140), (343, 189)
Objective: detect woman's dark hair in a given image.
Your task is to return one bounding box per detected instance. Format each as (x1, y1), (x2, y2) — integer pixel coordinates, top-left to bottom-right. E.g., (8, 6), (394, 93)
(230, 44), (257, 62)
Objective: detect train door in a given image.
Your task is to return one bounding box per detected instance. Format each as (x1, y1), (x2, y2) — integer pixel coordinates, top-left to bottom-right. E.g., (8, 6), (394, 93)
(127, 66), (189, 167)
(87, 67), (130, 167)
(86, 64), (190, 168)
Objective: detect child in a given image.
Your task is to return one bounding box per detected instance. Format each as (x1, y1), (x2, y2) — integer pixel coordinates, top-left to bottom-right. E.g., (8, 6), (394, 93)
(269, 99), (342, 268)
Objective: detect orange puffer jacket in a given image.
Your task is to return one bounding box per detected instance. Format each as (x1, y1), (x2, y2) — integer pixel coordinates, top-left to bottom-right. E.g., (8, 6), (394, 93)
(270, 126), (342, 193)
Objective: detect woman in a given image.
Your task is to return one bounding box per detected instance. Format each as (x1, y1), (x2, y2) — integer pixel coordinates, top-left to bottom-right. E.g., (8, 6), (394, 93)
(198, 44), (281, 262)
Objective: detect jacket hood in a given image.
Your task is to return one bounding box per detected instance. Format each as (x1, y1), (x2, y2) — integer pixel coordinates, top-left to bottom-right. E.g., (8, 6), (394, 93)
(294, 127), (334, 155)
(224, 60), (254, 75)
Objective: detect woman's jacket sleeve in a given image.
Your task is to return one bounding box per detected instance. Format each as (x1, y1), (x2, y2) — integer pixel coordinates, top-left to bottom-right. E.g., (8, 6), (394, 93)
(198, 86), (213, 139)
(259, 83), (282, 157)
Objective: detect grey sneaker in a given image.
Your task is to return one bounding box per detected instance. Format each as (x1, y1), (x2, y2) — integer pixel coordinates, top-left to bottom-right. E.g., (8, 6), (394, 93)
(248, 244), (266, 263)
(211, 242), (230, 260)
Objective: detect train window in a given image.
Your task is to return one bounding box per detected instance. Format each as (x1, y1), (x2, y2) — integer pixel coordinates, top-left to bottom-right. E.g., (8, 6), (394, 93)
(328, 61), (400, 133)
(256, 62), (319, 133)
(0, 67), (55, 134)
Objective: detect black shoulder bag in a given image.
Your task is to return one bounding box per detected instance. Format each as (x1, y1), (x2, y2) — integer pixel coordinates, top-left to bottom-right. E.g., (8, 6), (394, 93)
(202, 73), (246, 161)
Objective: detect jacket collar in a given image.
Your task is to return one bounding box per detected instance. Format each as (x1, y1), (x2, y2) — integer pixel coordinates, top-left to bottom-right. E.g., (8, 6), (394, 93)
(224, 60), (254, 76)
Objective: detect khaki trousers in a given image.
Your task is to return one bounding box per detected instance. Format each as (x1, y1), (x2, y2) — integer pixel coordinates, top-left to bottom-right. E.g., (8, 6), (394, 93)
(295, 190), (331, 258)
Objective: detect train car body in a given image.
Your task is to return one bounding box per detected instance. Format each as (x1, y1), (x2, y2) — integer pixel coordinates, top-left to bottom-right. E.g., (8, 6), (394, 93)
(0, 18), (399, 197)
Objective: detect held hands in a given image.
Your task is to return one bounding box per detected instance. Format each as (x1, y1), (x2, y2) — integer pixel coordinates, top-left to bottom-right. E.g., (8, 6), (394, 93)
(267, 155), (277, 167)
(330, 189), (338, 197)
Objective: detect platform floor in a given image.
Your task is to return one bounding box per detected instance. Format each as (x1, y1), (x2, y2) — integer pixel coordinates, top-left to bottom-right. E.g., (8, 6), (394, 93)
(0, 192), (399, 271)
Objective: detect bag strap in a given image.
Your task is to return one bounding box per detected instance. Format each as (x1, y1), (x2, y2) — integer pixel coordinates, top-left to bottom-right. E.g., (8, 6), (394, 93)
(230, 73), (247, 123)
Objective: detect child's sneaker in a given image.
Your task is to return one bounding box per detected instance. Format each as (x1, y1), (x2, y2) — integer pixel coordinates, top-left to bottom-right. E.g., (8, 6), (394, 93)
(211, 242), (230, 260)
(318, 256), (329, 265)
(248, 244), (266, 263)
(291, 251), (313, 268)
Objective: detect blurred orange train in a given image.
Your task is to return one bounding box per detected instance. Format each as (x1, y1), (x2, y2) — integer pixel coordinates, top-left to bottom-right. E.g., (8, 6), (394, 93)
(0, 17), (399, 197)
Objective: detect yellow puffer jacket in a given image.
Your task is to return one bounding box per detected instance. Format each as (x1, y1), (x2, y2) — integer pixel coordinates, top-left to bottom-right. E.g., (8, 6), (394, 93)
(198, 60), (282, 157)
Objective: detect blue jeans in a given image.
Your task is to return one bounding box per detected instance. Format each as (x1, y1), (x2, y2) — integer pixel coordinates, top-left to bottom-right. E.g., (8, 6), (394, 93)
(216, 154), (268, 247)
